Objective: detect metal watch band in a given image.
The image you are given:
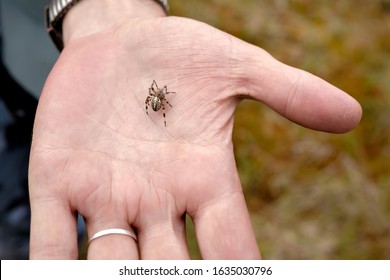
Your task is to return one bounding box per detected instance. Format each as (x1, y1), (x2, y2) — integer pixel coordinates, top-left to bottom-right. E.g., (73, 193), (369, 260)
(45, 0), (169, 51)
(154, 0), (169, 12)
(45, 0), (83, 51)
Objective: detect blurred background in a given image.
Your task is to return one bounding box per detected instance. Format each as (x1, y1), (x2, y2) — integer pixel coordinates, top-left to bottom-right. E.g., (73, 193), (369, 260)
(170, 0), (390, 259)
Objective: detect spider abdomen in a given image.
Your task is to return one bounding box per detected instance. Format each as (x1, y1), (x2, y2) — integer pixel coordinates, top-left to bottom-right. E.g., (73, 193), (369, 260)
(151, 96), (162, 111)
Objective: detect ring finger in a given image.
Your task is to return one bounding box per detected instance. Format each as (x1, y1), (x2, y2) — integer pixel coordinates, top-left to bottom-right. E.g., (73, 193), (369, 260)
(87, 220), (139, 259)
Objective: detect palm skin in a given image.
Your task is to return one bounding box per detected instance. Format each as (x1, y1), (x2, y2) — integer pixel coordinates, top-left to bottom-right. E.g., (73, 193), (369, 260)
(29, 17), (361, 259)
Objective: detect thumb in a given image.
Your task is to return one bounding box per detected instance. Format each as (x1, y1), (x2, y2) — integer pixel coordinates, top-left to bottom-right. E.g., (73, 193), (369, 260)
(230, 41), (362, 133)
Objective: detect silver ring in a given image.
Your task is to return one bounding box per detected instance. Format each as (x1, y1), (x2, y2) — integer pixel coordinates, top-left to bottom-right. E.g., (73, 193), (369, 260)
(88, 228), (137, 244)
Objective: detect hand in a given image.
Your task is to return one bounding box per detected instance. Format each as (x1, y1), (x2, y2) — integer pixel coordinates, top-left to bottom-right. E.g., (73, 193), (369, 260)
(29, 0), (361, 259)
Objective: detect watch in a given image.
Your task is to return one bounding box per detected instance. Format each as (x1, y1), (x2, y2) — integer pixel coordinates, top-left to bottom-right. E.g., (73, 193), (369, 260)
(45, 0), (170, 51)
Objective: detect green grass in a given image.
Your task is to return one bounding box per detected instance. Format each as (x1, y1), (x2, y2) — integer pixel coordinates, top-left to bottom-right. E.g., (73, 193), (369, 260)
(171, 0), (390, 259)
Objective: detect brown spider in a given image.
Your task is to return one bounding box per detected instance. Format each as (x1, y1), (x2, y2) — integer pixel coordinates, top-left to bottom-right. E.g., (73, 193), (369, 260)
(145, 80), (175, 126)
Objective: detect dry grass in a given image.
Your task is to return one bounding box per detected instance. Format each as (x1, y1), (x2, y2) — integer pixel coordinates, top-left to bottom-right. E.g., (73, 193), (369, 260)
(170, 0), (390, 259)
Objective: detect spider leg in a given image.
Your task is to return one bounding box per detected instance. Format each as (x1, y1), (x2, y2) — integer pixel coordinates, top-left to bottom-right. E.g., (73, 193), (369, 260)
(162, 104), (167, 126)
(162, 85), (168, 95)
(162, 85), (175, 95)
(151, 80), (158, 91)
(145, 96), (151, 115)
(165, 100), (173, 108)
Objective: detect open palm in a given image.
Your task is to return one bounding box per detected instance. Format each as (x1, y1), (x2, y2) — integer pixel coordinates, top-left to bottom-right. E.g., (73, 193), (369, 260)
(29, 17), (361, 259)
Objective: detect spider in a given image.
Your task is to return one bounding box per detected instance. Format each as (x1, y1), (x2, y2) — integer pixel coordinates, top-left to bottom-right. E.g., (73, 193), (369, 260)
(145, 80), (175, 126)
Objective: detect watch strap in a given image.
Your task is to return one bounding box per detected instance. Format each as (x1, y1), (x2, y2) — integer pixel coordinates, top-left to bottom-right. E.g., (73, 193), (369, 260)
(45, 0), (169, 51)
(154, 0), (169, 13)
(45, 0), (83, 51)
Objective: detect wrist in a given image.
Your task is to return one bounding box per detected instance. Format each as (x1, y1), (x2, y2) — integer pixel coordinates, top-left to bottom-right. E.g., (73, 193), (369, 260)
(62, 0), (166, 47)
